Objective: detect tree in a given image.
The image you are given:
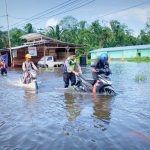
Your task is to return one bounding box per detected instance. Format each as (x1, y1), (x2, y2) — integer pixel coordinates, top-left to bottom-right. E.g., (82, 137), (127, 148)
(0, 30), (8, 48)
(24, 23), (34, 33)
(59, 16), (78, 30)
(137, 20), (150, 44)
(89, 20), (103, 48)
(110, 20), (129, 46)
(100, 27), (113, 48)
(10, 28), (25, 46)
(46, 25), (61, 40)
(59, 16), (79, 43)
(138, 30), (150, 44)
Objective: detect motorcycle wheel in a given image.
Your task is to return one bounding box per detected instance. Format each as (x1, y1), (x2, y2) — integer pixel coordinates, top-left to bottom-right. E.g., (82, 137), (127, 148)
(101, 86), (115, 96)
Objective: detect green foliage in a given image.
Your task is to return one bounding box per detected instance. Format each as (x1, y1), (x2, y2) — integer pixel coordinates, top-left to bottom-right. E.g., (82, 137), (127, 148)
(0, 16), (149, 56)
(24, 23), (34, 33)
(0, 30), (8, 48)
(46, 25), (61, 40)
(128, 57), (150, 62)
(10, 28), (25, 46)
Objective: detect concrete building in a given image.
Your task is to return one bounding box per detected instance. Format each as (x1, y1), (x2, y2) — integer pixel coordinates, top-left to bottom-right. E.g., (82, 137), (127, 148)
(90, 44), (150, 62)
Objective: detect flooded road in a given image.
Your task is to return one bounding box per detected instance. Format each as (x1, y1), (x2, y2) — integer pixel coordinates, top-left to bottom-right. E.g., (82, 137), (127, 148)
(0, 63), (150, 150)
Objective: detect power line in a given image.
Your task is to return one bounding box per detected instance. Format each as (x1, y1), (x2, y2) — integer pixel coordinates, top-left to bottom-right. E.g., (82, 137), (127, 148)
(91, 0), (150, 20)
(32, 0), (96, 27)
(25, 0), (95, 26)
(27, 0), (82, 21)
(3, 0), (82, 29)
(40, 0), (95, 20)
(9, 15), (27, 20)
(13, 0), (96, 29)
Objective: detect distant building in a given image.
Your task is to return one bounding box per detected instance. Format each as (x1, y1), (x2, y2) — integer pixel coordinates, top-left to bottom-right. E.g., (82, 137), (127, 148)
(90, 44), (150, 62)
(10, 33), (83, 67)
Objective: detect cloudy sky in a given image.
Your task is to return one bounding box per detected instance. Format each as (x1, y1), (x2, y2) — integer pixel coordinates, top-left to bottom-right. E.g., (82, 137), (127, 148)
(0, 0), (150, 36)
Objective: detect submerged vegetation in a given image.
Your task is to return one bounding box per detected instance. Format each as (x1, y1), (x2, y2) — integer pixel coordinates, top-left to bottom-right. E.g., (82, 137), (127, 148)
(128, 57), (150, 62)
(134, 73), (147, 82)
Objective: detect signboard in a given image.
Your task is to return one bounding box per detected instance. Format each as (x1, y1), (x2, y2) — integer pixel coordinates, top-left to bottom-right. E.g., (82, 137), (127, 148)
(12, 50), (17, 58)
(28, 47), (37, 56)
(2, 53), (8, 65)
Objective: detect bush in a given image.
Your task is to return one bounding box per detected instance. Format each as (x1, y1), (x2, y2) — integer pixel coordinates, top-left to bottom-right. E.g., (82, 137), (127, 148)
(128, 57), (150, 62)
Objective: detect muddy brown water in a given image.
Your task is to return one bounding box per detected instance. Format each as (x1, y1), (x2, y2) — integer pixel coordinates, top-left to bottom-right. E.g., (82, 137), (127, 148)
(0, 63), (150, 150)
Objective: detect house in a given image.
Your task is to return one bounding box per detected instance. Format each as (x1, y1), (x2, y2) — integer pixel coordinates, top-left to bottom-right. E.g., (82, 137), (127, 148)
(11, 33), (83, 67)
(90, 44), (150, 62)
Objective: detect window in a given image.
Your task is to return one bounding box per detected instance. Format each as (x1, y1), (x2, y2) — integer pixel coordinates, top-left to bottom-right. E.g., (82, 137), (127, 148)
(137, 52), (141, 57)
(47, 57), (52, 61)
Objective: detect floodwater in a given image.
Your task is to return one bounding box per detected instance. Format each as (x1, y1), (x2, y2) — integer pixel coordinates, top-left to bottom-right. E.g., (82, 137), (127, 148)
(0, 63), (150, 150)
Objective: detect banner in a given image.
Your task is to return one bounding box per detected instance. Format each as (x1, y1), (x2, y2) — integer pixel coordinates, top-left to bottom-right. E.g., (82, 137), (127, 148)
(28, 47), (37, 56)
(1, 53), (8, 65)
(12, 50), (17, 58)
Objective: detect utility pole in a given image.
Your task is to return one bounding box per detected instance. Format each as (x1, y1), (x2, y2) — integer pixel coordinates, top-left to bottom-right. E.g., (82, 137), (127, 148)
(5, 0), (12, 66)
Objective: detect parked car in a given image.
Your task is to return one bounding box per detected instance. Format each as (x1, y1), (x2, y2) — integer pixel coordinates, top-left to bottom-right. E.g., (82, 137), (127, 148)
(37, 56), (64, 68)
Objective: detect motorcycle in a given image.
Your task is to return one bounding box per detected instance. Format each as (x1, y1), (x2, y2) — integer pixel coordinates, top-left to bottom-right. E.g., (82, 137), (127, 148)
(74, 73), (115, 95)
(21, 70), (38, 90)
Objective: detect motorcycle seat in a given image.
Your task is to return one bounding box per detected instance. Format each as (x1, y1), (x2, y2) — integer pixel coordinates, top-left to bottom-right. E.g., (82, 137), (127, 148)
(85, 78), (95, 85)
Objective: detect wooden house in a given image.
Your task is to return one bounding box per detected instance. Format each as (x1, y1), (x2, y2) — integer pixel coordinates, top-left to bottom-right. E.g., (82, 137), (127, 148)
(11, 33), (83, 67)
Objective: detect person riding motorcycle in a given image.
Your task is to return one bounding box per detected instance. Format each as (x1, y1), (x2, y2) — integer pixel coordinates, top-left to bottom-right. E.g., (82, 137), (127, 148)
(63, 52), (82, 88)
(91, 53), (112, 93)
(22, 54), (38, 84)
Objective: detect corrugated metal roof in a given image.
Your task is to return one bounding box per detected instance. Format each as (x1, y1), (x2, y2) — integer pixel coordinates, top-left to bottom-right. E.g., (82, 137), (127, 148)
(21, 33), (83, 47)
(0, 49), (9, 52)
(10, 45), (29, 50)
(11, 34), (84, 50)
(91, 44), (150, 53)
(21, 33), (51, 41)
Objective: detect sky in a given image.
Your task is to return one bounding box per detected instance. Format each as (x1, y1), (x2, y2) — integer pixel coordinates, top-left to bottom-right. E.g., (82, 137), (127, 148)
(0, 0), (150, 36)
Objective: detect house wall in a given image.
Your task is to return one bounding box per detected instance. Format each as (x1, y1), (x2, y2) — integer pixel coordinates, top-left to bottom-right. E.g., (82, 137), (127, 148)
(124, 49), (137, 58)
(12, 45), (75, 67)
(108, 51), (122, 59)
(138, 48), (150, 57)
(91, 48), (150, 61)
(12, 46), (45, 67)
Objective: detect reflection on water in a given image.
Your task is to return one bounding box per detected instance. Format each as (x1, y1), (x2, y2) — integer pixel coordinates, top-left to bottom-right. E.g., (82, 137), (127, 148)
(24, 90), (38, 101)
(0, 63), (150, 150)
(93, 95), (112, 120)
(64, 92), (81, 121)
(92, 95), (113, 131)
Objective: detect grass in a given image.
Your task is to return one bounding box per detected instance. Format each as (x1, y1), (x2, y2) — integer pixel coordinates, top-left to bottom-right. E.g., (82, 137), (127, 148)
(134, 73), (147, 82)
(128, 57), (150, 62)
(87, 59), (92, 65)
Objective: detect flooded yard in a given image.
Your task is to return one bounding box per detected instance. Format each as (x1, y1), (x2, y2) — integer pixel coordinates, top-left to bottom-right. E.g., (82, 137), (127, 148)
(0, 63), (150, 150)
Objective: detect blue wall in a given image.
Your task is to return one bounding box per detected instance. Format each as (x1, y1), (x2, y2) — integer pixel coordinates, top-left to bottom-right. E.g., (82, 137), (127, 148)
(138, 48), (150, 57)
(91, 48), (150, 60)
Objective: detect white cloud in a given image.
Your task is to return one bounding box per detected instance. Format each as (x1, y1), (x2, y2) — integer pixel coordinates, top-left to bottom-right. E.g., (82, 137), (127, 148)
(89, 6), (150, 36)
(45, 18), (59, 27)
(105, 6), (150, 23)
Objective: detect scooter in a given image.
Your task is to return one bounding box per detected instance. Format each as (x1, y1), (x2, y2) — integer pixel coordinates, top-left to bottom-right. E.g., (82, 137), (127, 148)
(21, 70), (38, 90)
(74, 74), (115, 95)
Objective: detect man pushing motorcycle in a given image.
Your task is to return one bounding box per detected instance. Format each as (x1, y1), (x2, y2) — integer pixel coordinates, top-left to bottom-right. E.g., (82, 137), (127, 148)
(63, 52), (82, 88)
(91, 53), (112, 93)
(22, 54), (38, 84)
